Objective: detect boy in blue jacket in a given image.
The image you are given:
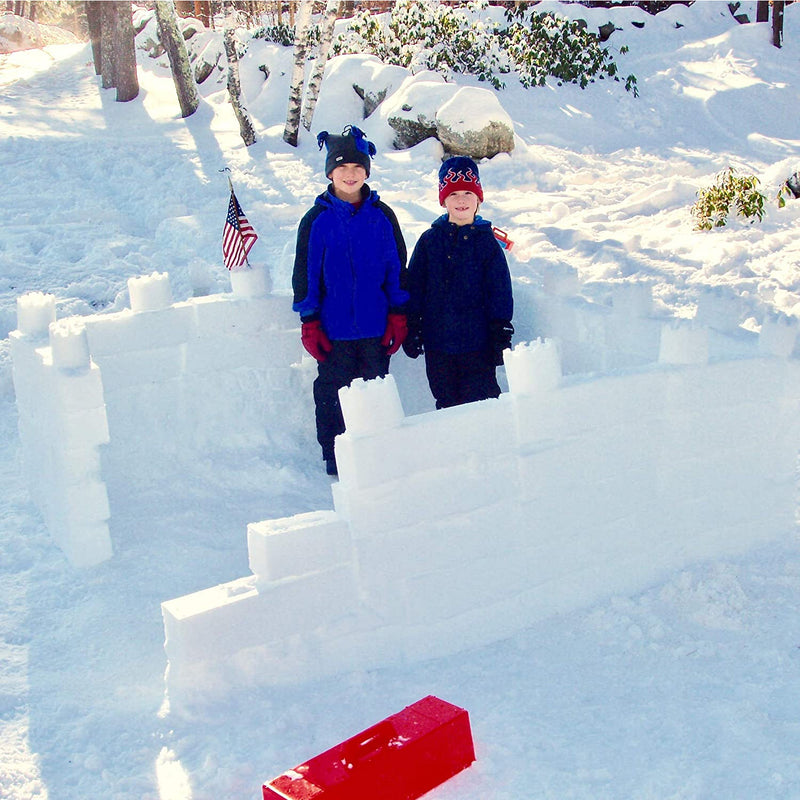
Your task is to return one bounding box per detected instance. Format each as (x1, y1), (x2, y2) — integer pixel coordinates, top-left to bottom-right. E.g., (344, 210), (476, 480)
(404, 156), (513, 409)
(293, 126), (409, 475)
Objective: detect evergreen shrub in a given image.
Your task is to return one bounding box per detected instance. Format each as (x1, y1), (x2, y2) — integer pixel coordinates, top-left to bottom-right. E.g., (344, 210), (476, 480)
(333, 0), (637, 94)
(691, 167), (766, 230)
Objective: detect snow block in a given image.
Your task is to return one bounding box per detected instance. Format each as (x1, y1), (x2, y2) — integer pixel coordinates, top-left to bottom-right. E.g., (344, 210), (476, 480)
(759, 314), (798, 359)
(659, 321), (709, 365)
(609, 281), (653, 317)
(339, 375), (404, 437)
(48, 518), (112, 569)
(127, 271), (173, 312)
(504, 338), (562, 396)
(189, 293), (295, 333)
(16, 291), (56, 338)
(247, 511), (352, 583)
(162, 565), (359, 666)
(83, 304), (195, 356)
(332, 456), (519, 539)
(230, 263), (271, 298)
(336, 396), (514, 491)
(48, 363), (105, 412)
(49, 318), (90, 371)
(89, 345), (186, 390)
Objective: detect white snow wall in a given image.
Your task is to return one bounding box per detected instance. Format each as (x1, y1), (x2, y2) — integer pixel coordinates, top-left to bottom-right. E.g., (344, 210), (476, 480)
(9, 268), (307, 567)
(9, 269), (800, 575)
(162, 338), (800, 710)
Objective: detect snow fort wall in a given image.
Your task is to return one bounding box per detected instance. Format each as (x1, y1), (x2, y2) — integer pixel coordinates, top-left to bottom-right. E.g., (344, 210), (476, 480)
(9, 269), (800, 577)
(162, 340), (800, 711)
(10, 269), (308, 567)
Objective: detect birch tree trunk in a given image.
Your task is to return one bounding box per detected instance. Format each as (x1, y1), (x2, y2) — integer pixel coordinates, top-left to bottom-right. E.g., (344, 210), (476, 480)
(301, 0), (341, 133)
(224, 21), (257, 146)
(155, 0), (199, 117)
(282, 0), (314, 147)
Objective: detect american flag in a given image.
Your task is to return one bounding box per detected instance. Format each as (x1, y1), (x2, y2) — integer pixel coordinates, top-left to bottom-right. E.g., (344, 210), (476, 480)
(222, 190), (258, 270)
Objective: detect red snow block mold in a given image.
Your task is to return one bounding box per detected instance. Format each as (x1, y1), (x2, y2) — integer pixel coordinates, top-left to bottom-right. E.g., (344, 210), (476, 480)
(262, 695), (475, 800)
(492, 226), (514, 251)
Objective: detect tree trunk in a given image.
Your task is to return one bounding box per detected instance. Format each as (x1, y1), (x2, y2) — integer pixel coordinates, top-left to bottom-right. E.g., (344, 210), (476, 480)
(86, 1), (103, 75)
(112, 0), (139, 102)
(155, 0), (200, 117)
(224, 24), (257, 145)
(301, 0), (341, 132)
(194, 1), (211, 27)
(283, 0), (314, 146)
(100, 2), (116, 89)
(756, 1), (769, 22)
(772, 0), (785, 48)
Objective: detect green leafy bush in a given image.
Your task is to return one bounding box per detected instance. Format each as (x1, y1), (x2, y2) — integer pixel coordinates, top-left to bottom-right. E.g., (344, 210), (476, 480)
(332, 0), (636, 95)
(253, 22), (321, 48)
(253, 23), (295, 47)
(502, 6), (638, 95)
(691, 167), (766, 231)
(333, 0), (506, 89)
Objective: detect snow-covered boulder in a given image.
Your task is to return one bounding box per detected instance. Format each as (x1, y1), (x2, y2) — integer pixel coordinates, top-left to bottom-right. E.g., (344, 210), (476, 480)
(316, 55), (408, 125)
(380, 72), (455, 149)
(0, 13), (78, 54)
(192, 33), (223, 83)
(380, 73), (514, 158)
(435, 86), (515, 159)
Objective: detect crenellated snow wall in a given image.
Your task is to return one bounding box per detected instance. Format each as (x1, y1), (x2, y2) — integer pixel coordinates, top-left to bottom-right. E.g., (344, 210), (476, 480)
(9, 267), (307, 567)
(9, 267), (800, 707)
(161, 337), (800, 710)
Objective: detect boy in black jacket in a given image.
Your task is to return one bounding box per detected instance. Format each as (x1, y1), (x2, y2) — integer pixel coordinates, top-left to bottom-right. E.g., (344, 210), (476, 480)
(404, 156), (513, 409)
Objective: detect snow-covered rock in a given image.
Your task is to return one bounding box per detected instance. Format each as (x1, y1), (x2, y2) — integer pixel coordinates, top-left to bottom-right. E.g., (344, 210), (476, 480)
(435, 85), (515, 159)
(382, 73), (514, 158)
(0, 13), (78, 53)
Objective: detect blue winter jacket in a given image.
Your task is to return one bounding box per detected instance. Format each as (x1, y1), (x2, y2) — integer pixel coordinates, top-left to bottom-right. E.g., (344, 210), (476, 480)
(407, 215), (513, 354)
(292, 185), (408, 340)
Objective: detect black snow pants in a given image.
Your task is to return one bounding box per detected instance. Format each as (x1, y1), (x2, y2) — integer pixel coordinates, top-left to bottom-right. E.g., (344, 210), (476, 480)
(313, 337), (389, 461)
(424, 349), (500, 410)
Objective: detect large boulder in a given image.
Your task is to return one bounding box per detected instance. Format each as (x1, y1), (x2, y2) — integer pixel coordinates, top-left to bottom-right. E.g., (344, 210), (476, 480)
(435, 86), (515, 159)
(382, 74), (456, 149)
(380, 74), (514, 159)
(315, 55), (408, 130)
(0, 13), (78, 53)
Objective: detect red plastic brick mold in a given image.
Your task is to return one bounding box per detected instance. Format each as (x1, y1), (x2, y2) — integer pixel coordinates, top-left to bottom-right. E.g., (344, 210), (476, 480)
(262, 695), (476, 800)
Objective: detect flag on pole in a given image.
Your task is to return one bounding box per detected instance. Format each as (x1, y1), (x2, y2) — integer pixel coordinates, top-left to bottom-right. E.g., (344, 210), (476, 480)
(223, 190), (258, 270)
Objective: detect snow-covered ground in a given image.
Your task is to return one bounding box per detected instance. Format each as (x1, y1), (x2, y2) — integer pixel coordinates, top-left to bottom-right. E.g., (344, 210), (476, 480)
(2, 2), (800, 798)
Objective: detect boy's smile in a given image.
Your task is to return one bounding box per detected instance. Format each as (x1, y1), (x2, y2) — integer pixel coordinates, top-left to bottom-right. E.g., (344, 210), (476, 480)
(444, 190), (479, 226)
(330, 163), (367, 203)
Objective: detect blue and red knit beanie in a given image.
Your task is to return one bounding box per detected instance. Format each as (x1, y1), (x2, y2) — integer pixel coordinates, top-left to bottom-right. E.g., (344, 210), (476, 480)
(317, 125), (377, 178)
(438, 156), (483, 206)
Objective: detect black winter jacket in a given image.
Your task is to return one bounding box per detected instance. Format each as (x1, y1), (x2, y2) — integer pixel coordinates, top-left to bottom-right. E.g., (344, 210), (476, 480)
(407, 215), (513, 354)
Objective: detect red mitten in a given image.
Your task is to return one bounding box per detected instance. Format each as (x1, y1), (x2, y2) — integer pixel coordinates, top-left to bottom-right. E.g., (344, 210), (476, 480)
(301, 319), (333, 362)
(380, 313), (408, 355)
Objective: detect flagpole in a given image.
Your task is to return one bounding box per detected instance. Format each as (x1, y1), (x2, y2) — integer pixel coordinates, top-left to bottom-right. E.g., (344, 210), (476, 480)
(221, 168), (252, 269)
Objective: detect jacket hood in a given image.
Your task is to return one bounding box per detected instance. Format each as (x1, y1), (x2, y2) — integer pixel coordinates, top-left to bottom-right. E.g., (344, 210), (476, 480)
(315, 184), (378, 212)
(432, 213), (491, 230)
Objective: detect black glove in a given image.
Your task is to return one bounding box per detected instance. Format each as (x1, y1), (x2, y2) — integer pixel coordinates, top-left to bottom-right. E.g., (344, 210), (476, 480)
(489, 320), (514, 366)
(402, 317), (424, 359)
